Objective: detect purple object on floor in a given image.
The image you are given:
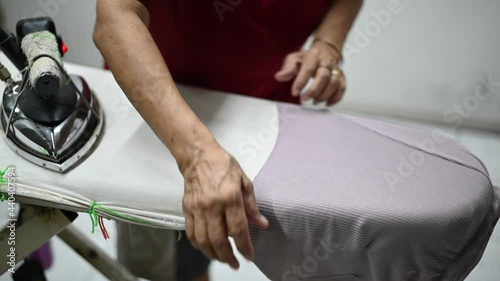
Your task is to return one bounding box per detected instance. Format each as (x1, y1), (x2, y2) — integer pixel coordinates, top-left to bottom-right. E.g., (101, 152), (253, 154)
(29, 241), (53, 270)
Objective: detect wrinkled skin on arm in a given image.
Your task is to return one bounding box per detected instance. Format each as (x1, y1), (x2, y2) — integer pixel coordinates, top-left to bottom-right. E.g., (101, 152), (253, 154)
(94, 0), (269, 270)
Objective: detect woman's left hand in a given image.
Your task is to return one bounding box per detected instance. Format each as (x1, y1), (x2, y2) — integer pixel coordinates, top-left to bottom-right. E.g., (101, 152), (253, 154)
(275, 42), (346, 106)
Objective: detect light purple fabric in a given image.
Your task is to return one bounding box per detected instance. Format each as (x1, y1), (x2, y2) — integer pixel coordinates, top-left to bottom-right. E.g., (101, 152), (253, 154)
(250, 103), (500, 281)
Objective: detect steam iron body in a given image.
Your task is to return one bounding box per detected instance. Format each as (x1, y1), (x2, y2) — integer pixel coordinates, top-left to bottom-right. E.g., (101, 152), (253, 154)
(0, 17), (104, 172)
(1, 76), (103, 172)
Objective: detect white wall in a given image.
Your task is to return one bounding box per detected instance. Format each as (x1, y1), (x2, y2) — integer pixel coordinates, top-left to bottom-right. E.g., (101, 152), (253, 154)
(339, 0), (500, 131)
(0, 0), (102, 68)
(0, 0), (499, 130)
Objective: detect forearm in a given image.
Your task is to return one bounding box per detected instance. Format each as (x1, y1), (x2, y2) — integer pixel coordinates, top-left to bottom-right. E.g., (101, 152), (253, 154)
(94, 0), (213, 171)
(315, 0), (363, 52)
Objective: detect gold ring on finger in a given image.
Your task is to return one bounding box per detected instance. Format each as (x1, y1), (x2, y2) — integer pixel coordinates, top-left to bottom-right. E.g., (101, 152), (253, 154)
(332, 68), (345, 79)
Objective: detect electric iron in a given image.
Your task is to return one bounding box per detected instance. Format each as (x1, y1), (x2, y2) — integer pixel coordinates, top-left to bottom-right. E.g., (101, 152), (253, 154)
(0, 17), (104, 172)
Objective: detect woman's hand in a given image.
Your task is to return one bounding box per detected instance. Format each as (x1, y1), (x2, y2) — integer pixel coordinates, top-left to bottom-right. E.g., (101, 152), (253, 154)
(181, 140), (269, 269)
(274, 0), (363, 106)
(275, 42), (347, 106)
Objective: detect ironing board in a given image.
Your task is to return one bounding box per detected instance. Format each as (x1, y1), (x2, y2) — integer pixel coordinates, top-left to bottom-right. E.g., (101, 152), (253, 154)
(1, 62), (499, 281)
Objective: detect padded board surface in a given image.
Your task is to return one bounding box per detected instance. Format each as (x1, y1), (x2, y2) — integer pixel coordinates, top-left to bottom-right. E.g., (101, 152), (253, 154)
(1, 64), (499, 281)
(0, 64), (278, 229)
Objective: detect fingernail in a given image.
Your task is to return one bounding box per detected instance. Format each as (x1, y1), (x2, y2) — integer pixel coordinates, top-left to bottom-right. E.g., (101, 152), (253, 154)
(276, 70), (286, 76)
(230, 262), (240, 270)
(260, 215), (269, 225)
(245, 252), (255, 261)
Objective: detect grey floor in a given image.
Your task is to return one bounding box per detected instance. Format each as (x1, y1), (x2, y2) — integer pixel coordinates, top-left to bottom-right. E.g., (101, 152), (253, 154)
(1, 118), (499, 281)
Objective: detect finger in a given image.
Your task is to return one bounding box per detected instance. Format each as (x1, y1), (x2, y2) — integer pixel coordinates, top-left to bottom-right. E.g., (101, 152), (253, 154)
(225, 190), (254, 261)
(184, 214), (198, 249)
(315, 75), (340, 104)
(183, 197), (198, 248)
(291, 50), (320, 97)
(303, 66), (331, 103)
(194, 214), (217, 259)
(275, 52), (304, 82)
(207, 213), (240, 269)
(327, 79), (347, 107)
(241, 176), (268, 228)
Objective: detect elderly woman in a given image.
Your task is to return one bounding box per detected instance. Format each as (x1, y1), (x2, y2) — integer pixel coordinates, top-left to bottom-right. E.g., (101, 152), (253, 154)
(94, 0), (363, 280)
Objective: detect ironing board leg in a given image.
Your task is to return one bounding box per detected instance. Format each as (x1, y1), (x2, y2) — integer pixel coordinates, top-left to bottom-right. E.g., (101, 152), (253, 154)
(58, 224), (139, 281)
(1, 206), (139, 281)
(0, 206), (76, 274)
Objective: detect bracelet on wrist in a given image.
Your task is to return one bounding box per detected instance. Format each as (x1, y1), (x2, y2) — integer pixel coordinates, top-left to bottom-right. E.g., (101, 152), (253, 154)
(313, 37), (344, 63)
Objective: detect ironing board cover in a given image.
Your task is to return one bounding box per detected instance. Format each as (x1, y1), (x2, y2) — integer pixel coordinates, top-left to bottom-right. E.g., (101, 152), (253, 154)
(250, 104), (500, 281)
(1, 63), (498, 281)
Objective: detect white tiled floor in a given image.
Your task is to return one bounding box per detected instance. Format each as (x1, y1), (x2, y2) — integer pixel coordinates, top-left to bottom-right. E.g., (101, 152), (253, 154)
(1, 119), (499, 281)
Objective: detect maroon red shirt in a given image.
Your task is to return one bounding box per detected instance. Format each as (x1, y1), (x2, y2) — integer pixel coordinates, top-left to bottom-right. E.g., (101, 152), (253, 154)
(141, 0), (329, 103)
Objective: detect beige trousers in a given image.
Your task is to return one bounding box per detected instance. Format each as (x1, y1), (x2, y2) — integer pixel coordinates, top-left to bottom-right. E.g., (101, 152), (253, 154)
(117, 222), (177, 281)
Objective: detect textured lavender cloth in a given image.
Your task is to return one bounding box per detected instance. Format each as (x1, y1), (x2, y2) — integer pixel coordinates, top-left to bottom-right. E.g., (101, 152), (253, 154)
(250, 104), (500, 281)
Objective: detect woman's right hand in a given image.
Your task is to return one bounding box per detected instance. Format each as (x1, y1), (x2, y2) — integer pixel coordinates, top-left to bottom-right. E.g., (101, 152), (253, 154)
(95, 0), (269, 269)
(180, 140), (269, 269)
